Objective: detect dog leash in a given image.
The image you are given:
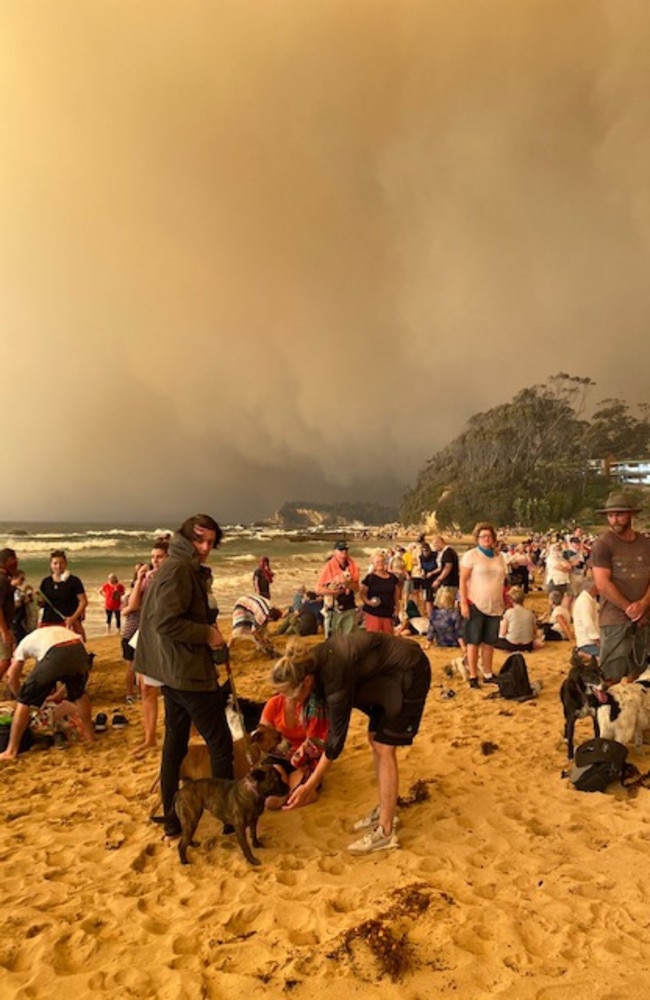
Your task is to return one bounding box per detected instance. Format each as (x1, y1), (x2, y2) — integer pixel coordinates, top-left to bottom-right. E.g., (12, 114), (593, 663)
(35, 589), (67, 622)
(224, 653), (254, 766)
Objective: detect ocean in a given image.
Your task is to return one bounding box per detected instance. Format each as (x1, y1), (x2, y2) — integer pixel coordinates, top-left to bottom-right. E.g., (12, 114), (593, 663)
(0, 521), (389, 638)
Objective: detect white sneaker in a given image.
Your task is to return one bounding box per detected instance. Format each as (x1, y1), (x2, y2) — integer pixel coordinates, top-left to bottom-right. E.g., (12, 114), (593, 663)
(348, 824), (400, 855)
(352, 806), (400, 832)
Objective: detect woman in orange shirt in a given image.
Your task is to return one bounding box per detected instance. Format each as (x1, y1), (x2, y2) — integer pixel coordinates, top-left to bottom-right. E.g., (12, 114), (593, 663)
(259, 670), (328, 808)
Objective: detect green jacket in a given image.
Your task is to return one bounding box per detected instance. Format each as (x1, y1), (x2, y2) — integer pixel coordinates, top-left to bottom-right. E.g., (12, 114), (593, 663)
(136, 532), (217, 691)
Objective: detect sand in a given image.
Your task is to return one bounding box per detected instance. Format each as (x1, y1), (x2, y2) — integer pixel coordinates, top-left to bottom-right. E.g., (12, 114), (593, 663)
(2, 596), (650, 1000)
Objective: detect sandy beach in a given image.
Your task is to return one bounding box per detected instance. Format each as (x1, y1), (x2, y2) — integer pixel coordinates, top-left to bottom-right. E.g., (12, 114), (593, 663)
(2, 593), (650, 1000)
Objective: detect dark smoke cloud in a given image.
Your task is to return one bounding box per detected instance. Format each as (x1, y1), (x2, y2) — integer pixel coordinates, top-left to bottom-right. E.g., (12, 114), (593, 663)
(2, 1), (648, 522)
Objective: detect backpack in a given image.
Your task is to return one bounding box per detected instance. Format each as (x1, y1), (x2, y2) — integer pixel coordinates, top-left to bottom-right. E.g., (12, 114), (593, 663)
(569, 737), (628, 793)
(496, 653), (534, 701)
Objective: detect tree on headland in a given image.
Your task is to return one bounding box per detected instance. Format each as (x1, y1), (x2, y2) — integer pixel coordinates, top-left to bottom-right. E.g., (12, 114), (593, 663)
(400, 374), (650, 531)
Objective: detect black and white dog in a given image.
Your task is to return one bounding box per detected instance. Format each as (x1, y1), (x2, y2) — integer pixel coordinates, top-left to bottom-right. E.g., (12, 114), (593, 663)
(560, 649), (608, 759)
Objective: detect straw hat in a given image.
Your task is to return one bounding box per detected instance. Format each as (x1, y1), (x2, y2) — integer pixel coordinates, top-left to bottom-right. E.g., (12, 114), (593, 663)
(596, 491), (643, 514)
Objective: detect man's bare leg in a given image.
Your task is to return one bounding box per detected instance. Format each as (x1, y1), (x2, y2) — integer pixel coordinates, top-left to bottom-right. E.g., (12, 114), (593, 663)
(466, 643), (479, 679)
(0, 703), (31, 760)
(371, 737), (398, 835)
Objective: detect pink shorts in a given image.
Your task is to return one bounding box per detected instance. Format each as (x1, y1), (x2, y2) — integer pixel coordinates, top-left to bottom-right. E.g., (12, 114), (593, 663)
(363, 613), (394, 635)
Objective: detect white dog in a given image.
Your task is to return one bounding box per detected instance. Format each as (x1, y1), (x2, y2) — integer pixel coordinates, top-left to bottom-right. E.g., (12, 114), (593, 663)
(597, 669), (650, 749)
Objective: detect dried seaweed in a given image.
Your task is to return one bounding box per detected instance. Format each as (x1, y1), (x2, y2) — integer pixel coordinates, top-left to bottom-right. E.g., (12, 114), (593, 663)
(396, 779), (432, 808)
(327, 882), (452, 982)
(338, 919), (414, 981)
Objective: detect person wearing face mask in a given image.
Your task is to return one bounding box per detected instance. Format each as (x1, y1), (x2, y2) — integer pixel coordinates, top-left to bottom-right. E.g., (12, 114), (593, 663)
(459, 522), (509, 689)
(38, 550), (88, 640)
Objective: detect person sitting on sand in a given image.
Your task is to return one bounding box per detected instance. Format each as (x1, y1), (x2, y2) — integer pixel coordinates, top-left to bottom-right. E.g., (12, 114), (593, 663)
(0, 625), (94, 760)
(395, 598), (429, 638)
(494, 587), (543, 652)
(276, 591), (323, 636)
(271, 632), (431, 855)
(540, 590), (573, 642)
(426, 587), (462, 648)
(258, 667), (329, 809)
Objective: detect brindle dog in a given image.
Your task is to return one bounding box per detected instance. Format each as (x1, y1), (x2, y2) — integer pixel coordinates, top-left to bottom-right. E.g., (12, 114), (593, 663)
(174, 765), (289, 866)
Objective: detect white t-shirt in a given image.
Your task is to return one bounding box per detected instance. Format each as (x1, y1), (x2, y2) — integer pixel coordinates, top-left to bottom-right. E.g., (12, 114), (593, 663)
(14, 626), (82, 662)
(549, 605), (571, 638)
(545, 547), (570, 587)
(572, 591), (599, 648)
(460, 549), (507, 616)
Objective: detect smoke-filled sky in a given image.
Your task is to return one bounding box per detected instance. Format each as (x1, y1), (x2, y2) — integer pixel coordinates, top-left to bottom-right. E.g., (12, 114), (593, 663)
(2, 1), (649, 524)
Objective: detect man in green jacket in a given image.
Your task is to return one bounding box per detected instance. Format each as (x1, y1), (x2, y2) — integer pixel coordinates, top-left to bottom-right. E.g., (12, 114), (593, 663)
(137, 513), (231, 838)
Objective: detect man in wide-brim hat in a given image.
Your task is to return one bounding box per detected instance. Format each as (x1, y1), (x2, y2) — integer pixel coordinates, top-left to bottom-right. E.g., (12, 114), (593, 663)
(596, 491), (643, 515)
(591, 491), (650, 681)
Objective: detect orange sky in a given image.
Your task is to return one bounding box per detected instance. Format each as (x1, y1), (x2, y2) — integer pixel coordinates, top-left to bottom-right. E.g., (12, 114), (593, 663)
(1, 1), (649, 521)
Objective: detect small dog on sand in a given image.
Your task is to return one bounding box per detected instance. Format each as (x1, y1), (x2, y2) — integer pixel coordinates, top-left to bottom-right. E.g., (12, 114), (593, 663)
(174, 765), (289, 865)
(149, 725), (283, 816)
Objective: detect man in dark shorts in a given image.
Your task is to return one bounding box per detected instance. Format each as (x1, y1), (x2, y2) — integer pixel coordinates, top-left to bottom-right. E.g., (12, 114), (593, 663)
(591, 491), (650, 682)
(0, 625), (94, 759)
(272, 631), (431, 854)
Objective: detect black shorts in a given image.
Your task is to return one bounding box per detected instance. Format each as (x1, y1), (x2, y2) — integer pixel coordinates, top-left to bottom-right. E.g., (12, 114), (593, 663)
(359, 655), (431, 748)
(121, 637), (136, 662)
(18, 643), (90, 707)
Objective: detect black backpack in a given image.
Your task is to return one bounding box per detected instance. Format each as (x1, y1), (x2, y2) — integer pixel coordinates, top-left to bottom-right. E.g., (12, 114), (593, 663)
(569, 737), (628, 793)
(496, 653), (534, 701)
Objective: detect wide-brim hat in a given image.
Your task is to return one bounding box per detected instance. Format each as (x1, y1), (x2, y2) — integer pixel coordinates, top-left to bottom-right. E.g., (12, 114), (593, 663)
(596, 491), (643, 514)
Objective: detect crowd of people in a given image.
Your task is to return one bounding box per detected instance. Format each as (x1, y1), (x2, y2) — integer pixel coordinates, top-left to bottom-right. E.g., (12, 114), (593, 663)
(1, 490), (649, 857)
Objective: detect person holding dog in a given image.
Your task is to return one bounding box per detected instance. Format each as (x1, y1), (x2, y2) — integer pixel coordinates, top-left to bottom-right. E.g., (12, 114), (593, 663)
(136, 514), (232, 839)
(591, 491), (650, 682)
(316, 541), (360, 637)
(270, 632), (431, 855)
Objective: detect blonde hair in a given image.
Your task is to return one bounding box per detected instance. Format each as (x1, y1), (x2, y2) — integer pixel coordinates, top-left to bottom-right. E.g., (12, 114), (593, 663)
(508, 587), (525, 605)
(270, 639), (314, 690)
